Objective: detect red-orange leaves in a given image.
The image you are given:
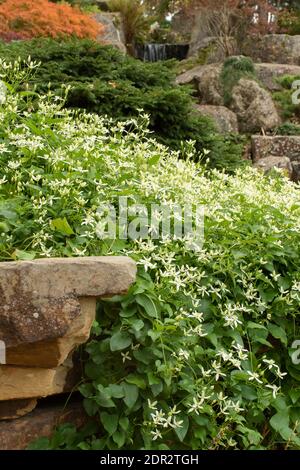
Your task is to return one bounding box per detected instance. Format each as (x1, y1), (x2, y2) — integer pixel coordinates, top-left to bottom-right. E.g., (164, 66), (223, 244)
(0, 0), (103, 41)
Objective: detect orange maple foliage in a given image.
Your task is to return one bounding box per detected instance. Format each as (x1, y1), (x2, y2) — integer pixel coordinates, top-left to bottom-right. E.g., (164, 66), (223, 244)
(0, 0), (103, 41)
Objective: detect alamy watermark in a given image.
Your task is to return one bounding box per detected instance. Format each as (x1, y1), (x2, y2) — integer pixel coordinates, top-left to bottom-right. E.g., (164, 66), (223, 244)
(292, 80), (300, 105)
(0, 80), (6, 105)
(291, 340), (300, 365)
(0, 340), (6, 364)
(95, 197), (205, 252)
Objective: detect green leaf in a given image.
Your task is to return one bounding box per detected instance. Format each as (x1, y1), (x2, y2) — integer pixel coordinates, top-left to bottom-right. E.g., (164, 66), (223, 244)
(95, 387), (116, 408)
(51, 217), (74, 236)
(129, 318), (144, 331)
(100, 412), (118, 436)
(119, 417), (129, 432)
(110, 331), (132, 351)
(123, 383), (139, 409)
(148, 154), (160, 166)
(268, 324), (287, 346)
(259, 288), (277, 303)
(108, 384), (125, 399)
(13, 249), (36, 260)
(289, 389), (300, 405)
(147, 372), (160, 385)
(0, 221), (9, 232)
(78, 383), (94, 398)
(174, 415), (189, 442)
(27, 437), (51, 450)
(83, 398), (98, 416)
(247, 322), (267, 330)
(126, 374), (146, 389)
(112, 429), (126, 448)
(95, 394), (115, 408)
(270, 412), (291, 440)
(136, 294), (159, 318)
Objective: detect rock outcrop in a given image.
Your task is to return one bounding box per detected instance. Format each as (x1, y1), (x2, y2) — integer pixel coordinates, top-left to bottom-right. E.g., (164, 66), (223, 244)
(252, 135), (300, 161)
(242, 35), (300, 65)
(177, 64), (223, 105)
(0, 257), (136, 367)
(230, 79), (281, 133)
(255, 63), (300, 91)
(252, 135), (300, 181)
(254, 156), (293, 178)
(177, 63), (300, 93)
(0, 400), (87, 450)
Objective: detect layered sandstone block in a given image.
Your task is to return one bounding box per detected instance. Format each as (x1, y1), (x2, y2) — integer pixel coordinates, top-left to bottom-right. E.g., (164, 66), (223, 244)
(0, 256), (136, 402)
(252, 136), (300, 181)
(0, 400), (87, 450)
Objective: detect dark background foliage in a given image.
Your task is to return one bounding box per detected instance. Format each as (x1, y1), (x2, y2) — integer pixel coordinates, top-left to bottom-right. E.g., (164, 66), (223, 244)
(0, 38), (246, 172)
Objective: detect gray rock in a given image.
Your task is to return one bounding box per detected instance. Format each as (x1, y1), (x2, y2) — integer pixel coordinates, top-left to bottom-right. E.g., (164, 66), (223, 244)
(0, 256), (136, 367)
(252, 135), (300, 162)
(0, 400), (87, 450)
(255, 63), (300, 91)
(292, 161), (300, 182)
(177, 62), (300, 93)
(230, 79), (281, 133)
(254, 156), (293, 178)
(193, 104), (238, 133)
(242, 35), (300, 65)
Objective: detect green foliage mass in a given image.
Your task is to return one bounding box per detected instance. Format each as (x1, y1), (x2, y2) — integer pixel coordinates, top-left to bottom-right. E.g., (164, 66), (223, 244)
(273, 75), (300, 120)
(275, 122), (300, 136)
(1, 70), (300, 449)
(220, 56), (257, 106)
(0, 38), (245, 172)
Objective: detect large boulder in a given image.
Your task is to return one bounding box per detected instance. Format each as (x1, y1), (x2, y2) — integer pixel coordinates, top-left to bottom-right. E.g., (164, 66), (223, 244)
(176, 64), (224, 105)
(230, 79), (281, 133)
(252, 135), (300, 161)
(242, 35), (300, 65)
(0, 256), (136, 367)
(177, 66), (282, 131)
(177, 62), (300, 93)
(0, 400), (87, 450)
(197, 65), (224, 105)
(0, 255), (136, 422)
(252, 135), (300, 181)
(193, 104), (238, 133)
(255, 63), (300, 91)
(254, 156), (293, 178)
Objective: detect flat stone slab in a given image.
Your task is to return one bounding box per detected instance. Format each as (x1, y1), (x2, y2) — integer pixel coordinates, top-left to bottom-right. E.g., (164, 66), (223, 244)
(0, 400), (87, 450)
(254, 156), (293, 177)
(0, 359), (78, 401)
(0, 256), (136, 350)
(176, 63), (300, 93)
(242, 34), (300, 66)
(0, 256), (136, 368)
(252, 136), (300, 162)
(0, 398), (37, 420)
(193, 104), (239, 134)
(255, 63), (300, 91)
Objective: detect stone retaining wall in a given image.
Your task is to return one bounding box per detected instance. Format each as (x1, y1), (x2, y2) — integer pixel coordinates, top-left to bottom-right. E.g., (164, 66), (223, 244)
(0, 256), (136, 449)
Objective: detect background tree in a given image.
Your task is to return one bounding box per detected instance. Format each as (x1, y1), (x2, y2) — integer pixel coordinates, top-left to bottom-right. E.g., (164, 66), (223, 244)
(107, 0), (151, 53)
